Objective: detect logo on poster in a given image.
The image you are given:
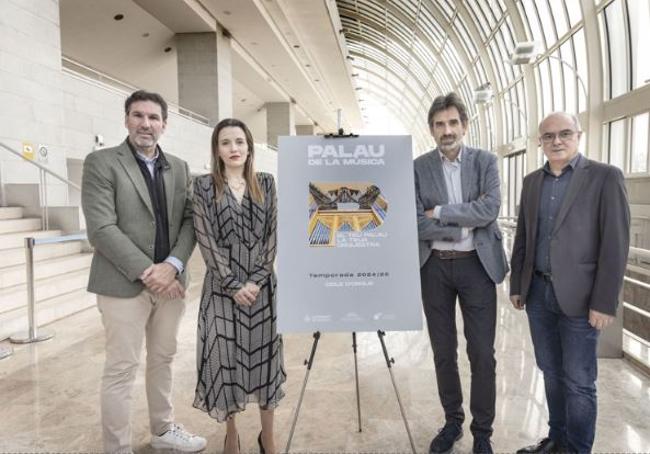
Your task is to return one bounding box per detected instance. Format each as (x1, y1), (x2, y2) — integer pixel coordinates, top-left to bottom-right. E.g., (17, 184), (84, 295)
(307, 144), (385, 166)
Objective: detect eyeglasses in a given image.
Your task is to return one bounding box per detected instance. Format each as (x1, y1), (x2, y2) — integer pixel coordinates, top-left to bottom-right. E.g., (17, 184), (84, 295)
(540, 129), (580, 144)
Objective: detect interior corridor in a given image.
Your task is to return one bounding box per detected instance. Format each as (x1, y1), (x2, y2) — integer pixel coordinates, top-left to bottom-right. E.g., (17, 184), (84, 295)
(1, 253), (648, 453)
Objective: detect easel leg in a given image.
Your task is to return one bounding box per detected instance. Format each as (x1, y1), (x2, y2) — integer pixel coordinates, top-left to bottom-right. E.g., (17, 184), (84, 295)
(285, 331), (321, 453)
(352, 331), (362, 432)
(377, 330), (417, 454)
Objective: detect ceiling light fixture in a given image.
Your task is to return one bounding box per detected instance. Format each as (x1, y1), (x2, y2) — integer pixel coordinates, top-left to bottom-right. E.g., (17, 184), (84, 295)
(509, 41), (587, 97)
(473, 82), (493, 104)
(507, 41), (538, 65)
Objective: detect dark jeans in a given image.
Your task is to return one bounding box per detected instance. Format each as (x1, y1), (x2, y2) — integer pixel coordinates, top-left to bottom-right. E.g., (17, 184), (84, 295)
(526, 275), (599, 453)
(420, 253), (497, 439)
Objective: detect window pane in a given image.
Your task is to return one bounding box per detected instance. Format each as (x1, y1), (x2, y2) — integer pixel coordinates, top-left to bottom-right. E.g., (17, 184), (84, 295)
(573, 29), (588, 111)
(486, 104), (495, 150)
(517, 1), (533, 41)
(631, 113), (649, 173)
(509, 158), (516, 216)
(538, 59), (553, 117)
(566, 0), (583, 28)
(536, 0), (558, 47)
(604, 0), (629, 98)
(608, 118), (626, 171)
(549, 53), (564, 111)
(548, 0), (569, 38)
(522, 0), (546, 48)
(628, 0), (650, 90)
(559, 42), (576, 113)
(598, 13), (610, 100)
(515, 153), (524, 215)
(502, 158), (509, 217)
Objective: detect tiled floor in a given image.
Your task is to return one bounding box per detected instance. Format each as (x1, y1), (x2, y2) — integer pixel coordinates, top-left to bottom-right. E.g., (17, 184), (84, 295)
(1, 269), (649, 453)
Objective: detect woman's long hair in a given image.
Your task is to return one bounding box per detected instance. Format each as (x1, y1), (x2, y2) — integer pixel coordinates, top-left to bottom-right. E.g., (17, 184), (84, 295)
(211, 118), (264, 204)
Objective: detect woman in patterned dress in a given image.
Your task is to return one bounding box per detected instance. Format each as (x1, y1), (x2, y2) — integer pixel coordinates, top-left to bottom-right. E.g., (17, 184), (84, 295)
(193, 118), (285, 454)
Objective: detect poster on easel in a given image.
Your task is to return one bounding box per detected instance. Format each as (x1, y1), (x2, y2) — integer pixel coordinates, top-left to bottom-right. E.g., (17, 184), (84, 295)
(277, 135), (422, 333)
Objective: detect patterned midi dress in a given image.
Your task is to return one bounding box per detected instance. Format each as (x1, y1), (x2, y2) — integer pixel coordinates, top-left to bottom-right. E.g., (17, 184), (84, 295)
(192, 172), (286, 422)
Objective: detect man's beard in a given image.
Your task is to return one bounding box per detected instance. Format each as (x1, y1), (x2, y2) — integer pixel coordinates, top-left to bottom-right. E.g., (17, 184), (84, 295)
(438, 136), (459, 152)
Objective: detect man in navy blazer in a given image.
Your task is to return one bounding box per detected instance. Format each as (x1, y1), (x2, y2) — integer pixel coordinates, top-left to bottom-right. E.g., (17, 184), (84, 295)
(510, 112), (630, 454)
(414, 93), (508, 454)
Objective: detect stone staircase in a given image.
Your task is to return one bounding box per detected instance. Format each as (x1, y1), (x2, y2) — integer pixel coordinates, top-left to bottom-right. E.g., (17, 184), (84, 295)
(0, 206), (95, 340)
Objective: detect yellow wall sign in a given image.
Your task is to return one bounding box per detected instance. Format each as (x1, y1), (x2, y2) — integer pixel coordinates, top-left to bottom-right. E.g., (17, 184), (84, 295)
(22, 142), (34, 160)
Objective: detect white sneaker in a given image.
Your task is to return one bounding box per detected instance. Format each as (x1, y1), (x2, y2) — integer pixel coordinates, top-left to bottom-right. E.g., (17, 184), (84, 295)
(151, 423), (207, 452)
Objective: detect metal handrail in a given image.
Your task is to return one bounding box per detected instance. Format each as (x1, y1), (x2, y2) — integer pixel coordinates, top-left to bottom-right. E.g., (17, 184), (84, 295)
(629, 247), (650, 261)
(0, 142), (81, 230)
(0, 141), (81, 231)
(0, 141), (80, 190)
(9, 232), (88, 345)
(61, 56), (210, 125)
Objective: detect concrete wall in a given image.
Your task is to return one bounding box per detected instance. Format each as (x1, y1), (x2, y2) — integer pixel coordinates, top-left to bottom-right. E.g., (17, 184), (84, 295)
(61, 73), (214, 174)
(244, 107), (269, 146)
(0, 0), (68, 206)
(0, 0), (275, 214)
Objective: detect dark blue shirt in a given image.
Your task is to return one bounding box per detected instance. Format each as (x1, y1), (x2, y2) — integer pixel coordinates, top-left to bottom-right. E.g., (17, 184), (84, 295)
(534, 153), (582, 273)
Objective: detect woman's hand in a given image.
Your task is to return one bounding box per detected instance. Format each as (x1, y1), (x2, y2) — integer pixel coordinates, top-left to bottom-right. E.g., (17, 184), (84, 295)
(244, 282), (260, 298)
(233, 286), (257, 306)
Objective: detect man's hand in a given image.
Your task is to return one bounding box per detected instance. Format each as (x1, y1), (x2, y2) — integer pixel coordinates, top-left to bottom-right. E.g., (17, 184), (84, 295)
(141, 263), (177, 294)
(424, 208), (436, 219)
(159, 280), (185, 300)
(589, 309), (614, 330)
(233, 286), (257, 307)
(510, 294), (524, 310)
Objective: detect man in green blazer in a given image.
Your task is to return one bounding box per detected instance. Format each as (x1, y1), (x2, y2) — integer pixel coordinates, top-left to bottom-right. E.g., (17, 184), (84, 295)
(82, 90), (205, 453)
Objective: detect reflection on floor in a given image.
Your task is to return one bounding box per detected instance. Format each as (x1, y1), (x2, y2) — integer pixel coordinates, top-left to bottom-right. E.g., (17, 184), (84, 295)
(1, 277), (649, 453)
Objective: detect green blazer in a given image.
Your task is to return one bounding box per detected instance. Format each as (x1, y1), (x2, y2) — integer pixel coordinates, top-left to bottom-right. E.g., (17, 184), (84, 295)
(81, 140), (196, 298)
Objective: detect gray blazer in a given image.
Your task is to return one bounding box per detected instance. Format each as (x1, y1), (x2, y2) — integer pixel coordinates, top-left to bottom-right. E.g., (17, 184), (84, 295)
(509, 156), (630, 316)
(414, 146), (509, 284)
(81, 140), (196, 298)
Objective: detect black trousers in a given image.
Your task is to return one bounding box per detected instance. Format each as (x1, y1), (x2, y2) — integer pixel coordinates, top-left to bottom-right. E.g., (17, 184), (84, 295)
(420, 253), (497, 438)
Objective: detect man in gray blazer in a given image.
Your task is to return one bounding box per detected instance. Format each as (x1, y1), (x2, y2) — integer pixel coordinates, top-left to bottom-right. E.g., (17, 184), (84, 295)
(510, 112), (630, 454)
(82, 90), (205, 453)
(415, 93), (508, 454)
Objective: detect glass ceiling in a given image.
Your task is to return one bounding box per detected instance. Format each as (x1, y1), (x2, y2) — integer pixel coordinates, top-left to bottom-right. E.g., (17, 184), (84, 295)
(335, 0), (596, 156)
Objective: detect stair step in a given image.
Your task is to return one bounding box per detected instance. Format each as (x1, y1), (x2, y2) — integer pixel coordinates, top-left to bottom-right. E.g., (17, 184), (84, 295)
(2, 241), (84, 267)
(0, 268), (89, 314)
(0, 288), (96, 341)
(0, 253), (92, 289)
(0, 229), (64, 250)
(0, 207), (24, 220)
(0, 218), (42, 234)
